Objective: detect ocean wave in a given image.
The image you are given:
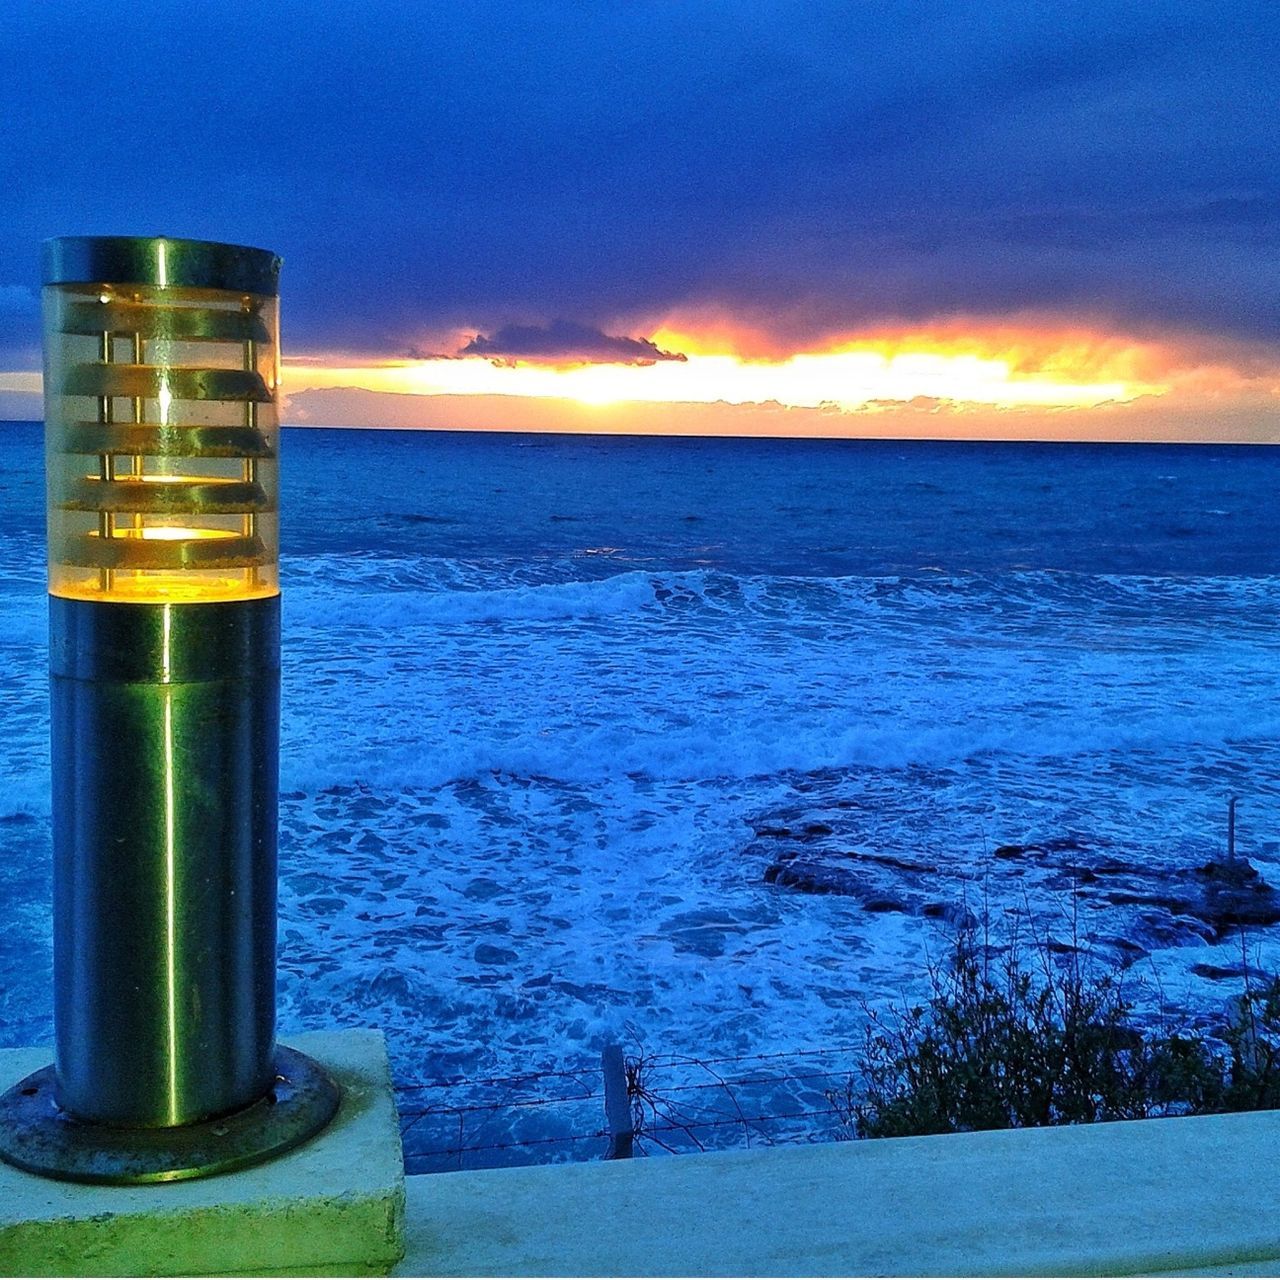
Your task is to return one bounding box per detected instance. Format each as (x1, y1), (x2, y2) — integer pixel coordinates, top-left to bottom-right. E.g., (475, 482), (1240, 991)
(2, 559), (1276, 806)
(1, 561), (1272, 639)
(287, 571), (664, 626)
(279, 699), (1280, 792)
(282, 561), (1280, 631)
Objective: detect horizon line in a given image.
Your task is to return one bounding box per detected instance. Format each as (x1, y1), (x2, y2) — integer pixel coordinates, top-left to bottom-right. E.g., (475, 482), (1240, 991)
(2, 415), (1277, 449)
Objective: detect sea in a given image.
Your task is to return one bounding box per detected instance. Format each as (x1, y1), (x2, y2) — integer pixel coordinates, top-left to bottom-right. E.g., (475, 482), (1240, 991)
(1, 423), (1278, 1163)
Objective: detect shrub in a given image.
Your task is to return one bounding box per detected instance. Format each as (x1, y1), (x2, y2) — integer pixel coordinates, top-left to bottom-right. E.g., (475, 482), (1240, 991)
(830, 919), (1280, 1140)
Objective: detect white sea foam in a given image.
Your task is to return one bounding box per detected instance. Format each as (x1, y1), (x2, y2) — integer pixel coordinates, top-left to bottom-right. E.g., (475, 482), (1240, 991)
(271, 565), (1280, 793)
(286, 569), (661, 627)
(3, 431), (1279, 1164)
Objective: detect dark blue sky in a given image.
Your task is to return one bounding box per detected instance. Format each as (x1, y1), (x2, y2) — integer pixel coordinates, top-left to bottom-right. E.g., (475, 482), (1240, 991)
(1, 1), (1277, 368)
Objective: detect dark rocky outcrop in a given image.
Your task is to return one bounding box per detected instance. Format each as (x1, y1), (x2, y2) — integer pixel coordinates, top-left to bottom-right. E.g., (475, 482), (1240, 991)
(1195, 859), (1280, 930)
(1190, 963), (1251, 981)
(744, 794), (1280, 964)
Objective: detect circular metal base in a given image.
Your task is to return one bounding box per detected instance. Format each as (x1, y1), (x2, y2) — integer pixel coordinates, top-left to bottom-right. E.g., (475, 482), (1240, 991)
(0, 1046), (341, 1185)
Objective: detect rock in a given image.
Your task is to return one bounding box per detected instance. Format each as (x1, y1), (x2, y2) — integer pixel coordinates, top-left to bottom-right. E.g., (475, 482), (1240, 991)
(753, 820), (835, 840)
(922, 903), (979, 930)
(745, 788), (1280, 962)
(764, 862), (864, 895)
(1045, 939), (1082, 955)
(992, 836), (1087, 860)
(848, 850), (939, 875)
(1097, 936), (1150, 967)
(1108, 937), (1148, 955)
(1104, 891), (1196, 913)
(1192, 858), (1280, 934)
(1126, 911), (1217, 950)
(1042, 836), (1088, 853)
(1199, 884), (1280, 932)
(1092, 858), (1144, 876)
(1197, 859), (1260, 886)
(1190, 963), (1250, 981)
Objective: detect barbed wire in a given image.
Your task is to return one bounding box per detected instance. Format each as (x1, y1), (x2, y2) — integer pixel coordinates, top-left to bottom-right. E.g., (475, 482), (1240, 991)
(402, 1105), (843, 1164)
(635, 1067), (847, 1095)
(408, 1127), (611, 1159)
(392, 1041), (863, 1096)
(638, 1044), (865, 1068)
(644, 1105), (842, 1136)
(395, 1070), (845, 1123)
(393, 1064), (602, 1091)
(394, 1043), (862, 1169)
(398, 1088), (601, 1121)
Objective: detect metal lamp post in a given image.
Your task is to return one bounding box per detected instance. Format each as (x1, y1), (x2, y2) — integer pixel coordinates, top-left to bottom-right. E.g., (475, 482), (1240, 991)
(0, 237), (339, 1183)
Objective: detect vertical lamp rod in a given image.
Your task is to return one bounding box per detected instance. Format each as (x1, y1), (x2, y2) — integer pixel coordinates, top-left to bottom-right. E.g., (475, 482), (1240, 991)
(0, 236), (339, 1184)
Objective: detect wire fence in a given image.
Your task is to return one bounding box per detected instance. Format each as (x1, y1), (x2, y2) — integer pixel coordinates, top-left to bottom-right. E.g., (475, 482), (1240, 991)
(395, 1043), (865, 1174)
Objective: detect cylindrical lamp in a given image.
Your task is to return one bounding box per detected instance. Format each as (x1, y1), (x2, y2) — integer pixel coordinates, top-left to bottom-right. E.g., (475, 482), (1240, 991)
(0, 237), (339, 1184)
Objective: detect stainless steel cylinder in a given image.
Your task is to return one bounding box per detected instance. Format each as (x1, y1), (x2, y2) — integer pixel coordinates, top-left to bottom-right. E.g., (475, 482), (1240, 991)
(0, 237), (338, 1184)
(51, 596), (280, 1126)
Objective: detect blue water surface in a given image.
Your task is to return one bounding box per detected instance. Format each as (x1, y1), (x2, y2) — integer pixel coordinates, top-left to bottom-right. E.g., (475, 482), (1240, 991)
(1, 422), (1277, 1161)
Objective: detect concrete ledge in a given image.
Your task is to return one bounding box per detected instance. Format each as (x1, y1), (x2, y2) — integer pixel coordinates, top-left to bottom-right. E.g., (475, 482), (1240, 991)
(0, 1029), (405, 1277)
(398, 1109), (1280, 1276)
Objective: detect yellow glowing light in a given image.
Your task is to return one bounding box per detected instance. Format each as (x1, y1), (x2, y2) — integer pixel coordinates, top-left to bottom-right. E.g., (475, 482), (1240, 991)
(45, 272), (281, 605)
(290, 337), (1165, 414)
(51, 528), (276, 603)
(111, 525), (238, 540)
(55, 580), (277, 602)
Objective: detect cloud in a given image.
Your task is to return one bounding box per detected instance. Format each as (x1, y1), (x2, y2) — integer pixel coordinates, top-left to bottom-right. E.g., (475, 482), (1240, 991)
(0, 3), (1276, 359)
(279, 384), (1280, 445)
(0, 388), (42, 421)
(458, 321), (687, 367)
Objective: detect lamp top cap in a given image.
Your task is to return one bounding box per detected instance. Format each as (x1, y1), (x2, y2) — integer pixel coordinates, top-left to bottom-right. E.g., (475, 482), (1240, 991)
(43, 236), (281, 296)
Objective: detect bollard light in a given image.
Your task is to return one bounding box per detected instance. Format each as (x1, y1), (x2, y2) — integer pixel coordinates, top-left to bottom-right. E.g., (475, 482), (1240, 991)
(0, 237), (339, 1184)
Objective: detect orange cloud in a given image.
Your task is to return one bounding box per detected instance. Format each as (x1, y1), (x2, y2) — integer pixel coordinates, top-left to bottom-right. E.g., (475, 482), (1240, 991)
(275, 312), (1280, 442)
(647, 311), (1280, 401)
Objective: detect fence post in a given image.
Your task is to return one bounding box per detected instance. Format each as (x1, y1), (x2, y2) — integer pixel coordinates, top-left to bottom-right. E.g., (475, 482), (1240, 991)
(602, 1043), (633, 1159)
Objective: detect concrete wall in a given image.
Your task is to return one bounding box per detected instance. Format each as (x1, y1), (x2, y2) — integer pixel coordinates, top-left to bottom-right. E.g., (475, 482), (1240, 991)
(396, 1108), (1280, 1276)
(0, 1032), (404, 1277)
(9, 1035), (1280, 1276)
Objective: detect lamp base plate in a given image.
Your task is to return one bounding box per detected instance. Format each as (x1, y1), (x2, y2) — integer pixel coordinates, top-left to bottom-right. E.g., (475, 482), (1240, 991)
(0, 1046), (340, 1184)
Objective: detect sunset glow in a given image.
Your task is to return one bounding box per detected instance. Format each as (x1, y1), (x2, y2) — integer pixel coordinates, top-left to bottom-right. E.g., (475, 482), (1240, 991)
(7, 322), (1272, 441)
(285, 335), (1168, 414)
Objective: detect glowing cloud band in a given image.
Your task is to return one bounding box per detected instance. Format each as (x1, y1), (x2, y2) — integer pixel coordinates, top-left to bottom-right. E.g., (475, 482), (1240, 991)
(289, 346), (1160, 411)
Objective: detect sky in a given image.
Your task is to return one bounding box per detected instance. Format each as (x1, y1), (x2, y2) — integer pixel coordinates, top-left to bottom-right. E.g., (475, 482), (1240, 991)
(1, 1), (1278, 440)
